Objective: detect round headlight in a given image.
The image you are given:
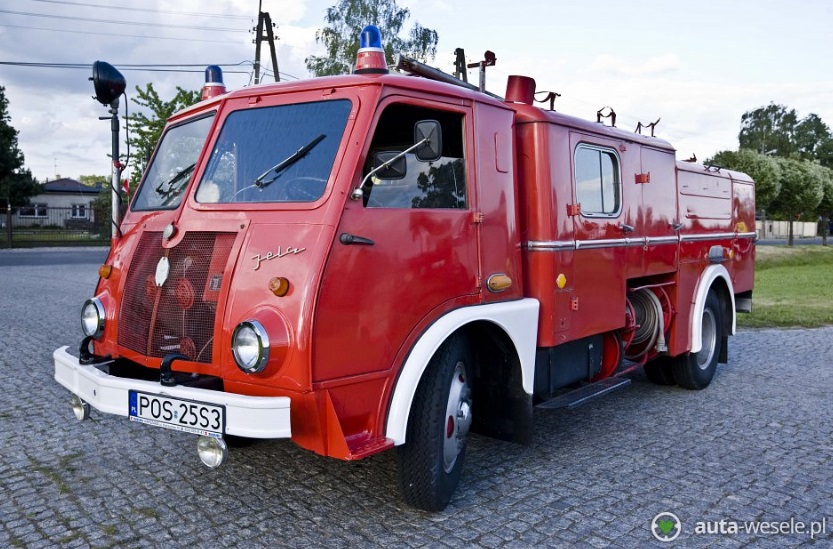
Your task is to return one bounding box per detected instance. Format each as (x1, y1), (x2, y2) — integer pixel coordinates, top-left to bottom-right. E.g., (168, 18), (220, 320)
(81, 298), (105, 339)
(232, 320), (269, 373)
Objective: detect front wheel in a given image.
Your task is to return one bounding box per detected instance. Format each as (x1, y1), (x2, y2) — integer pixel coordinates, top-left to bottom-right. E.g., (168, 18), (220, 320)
(397, 334), (473, 512)
(672, 290), (723, 390)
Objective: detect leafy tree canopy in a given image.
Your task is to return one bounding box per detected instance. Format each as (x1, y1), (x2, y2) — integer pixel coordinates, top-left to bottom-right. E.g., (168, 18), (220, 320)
(79, 174), (109, 186)
(306, 0), (438, 77)
(738, 103), (833, 168)
(739, 103), (799, 157)
(794, 113), (831, 160)
(0, 86), (39, 207)
(769, 157), (823, 244)
(814, 164), (833, 217)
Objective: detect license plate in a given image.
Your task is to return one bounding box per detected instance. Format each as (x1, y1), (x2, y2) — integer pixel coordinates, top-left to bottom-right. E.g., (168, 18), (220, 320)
(128, 391), (225, 438)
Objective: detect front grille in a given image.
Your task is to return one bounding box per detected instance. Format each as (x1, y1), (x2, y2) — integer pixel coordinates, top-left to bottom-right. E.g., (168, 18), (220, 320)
(119, 231), (236, 364)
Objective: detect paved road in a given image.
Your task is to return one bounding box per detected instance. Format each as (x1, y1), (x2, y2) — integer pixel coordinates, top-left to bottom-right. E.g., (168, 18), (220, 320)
(0, 247), (109, 267)
(1, 256), (832, 547)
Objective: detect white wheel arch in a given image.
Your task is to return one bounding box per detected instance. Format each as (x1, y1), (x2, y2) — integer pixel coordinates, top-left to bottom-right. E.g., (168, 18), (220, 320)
(690, 265), (736, 354)
(386, 298), (539, 445)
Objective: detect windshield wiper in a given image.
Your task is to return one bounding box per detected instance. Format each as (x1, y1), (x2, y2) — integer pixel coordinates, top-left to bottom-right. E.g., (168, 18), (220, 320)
(155, 162), (197, 197)
(254, 134), (326, 189)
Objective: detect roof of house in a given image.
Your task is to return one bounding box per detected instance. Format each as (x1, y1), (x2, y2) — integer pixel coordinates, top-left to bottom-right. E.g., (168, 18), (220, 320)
(42, 178), (106, 194)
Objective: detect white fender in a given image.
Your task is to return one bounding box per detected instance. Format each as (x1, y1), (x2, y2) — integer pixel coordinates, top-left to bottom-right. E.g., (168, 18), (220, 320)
(385, 298), (540, 445)
(690, 264), (736, 353)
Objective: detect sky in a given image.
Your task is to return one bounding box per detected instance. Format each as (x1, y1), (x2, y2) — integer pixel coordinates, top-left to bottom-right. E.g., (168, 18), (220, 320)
(1, 0), (831, 182)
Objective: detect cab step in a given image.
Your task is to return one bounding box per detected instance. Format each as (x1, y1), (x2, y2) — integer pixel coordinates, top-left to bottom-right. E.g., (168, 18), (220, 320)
(536, 377), (632, 410)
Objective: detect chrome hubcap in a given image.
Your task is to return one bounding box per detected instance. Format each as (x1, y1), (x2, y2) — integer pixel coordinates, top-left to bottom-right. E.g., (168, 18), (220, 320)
(697, 308), (717, 370)
(442, 361), (472, 473)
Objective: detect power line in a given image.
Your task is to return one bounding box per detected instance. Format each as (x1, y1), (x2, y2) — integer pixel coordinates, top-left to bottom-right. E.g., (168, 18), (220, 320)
(0, 9), (248, 33)
(0, 23), (243, 44)
(0, 60), (304, 81)
(0, 61), (251, 74)
(25, 0), (251, 20)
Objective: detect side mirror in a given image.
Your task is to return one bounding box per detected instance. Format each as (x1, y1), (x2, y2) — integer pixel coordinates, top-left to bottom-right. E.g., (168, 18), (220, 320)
(91, 61), (126, 106)
(414, 120), (442, 162)
(372, 151), (407, 179)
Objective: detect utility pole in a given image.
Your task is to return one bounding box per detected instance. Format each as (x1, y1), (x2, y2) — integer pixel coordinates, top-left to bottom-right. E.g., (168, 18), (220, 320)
(252, 0), (280, 84)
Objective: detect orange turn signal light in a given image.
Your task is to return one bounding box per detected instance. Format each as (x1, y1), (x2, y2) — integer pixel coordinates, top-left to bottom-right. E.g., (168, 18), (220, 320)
(98, 264), (113, 279)
(487, 274), (512, 293)
(269, 277), (290, 297)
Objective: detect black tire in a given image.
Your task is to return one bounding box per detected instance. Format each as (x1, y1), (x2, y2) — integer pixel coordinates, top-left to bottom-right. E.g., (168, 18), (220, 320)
(643, 357), (676, 386)
(672, 290), (723, 390)
(397, 334), (473, 512)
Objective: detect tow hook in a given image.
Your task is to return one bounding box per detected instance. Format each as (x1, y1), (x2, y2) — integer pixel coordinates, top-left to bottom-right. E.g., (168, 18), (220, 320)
(159, 353), (189, 387)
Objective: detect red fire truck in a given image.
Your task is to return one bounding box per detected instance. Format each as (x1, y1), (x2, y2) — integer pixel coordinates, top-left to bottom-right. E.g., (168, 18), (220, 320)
(55, 26), (755, 511)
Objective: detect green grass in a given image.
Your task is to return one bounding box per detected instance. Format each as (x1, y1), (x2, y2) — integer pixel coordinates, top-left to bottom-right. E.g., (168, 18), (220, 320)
(738, 245), (833, 328)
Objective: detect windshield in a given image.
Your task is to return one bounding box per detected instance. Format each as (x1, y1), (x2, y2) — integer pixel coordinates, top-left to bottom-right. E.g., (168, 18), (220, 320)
(132, 114), (215, 211)
(195, 99), (352, 204)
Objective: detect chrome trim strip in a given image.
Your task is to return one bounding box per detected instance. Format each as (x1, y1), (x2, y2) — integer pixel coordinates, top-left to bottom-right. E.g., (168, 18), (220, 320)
(680, 232), (737, 242)
(527, 231), (755, 252)
(575, 238), (644, 250)
(646, 236), (680, 245)
(526, 240), (574, 251)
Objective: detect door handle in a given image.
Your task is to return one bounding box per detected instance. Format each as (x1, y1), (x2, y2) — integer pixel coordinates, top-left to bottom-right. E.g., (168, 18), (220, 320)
(339, 233), (375, 246)
(619, 223), (635, 233)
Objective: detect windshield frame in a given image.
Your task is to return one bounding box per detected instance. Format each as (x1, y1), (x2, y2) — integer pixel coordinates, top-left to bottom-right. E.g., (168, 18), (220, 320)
(190, 94), (358, 212)
(130, 111), (217, 212)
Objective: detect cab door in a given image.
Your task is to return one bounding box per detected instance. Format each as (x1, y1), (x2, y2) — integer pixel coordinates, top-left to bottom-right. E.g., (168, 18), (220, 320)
(569, 134), (629, 338)
(313, 99), (480, 382)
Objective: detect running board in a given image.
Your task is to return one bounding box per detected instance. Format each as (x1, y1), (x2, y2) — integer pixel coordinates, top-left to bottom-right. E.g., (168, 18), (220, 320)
(536, 377), (632, 410)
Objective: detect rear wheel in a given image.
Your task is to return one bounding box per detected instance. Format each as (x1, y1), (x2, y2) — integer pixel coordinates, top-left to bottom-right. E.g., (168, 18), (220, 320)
(672, 290), (723, 390)
(397, 334), (473, 512)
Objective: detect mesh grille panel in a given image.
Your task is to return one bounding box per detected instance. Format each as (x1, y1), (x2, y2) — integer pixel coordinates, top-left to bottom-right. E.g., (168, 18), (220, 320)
(118, 231), (236, 364)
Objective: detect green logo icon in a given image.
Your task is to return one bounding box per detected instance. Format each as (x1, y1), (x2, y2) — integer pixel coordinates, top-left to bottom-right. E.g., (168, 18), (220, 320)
(652, 512), (682, 542)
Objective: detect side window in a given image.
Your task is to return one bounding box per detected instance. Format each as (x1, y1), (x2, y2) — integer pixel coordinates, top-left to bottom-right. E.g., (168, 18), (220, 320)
(574, 145), (621, 216)
(364, 104), (466, 209)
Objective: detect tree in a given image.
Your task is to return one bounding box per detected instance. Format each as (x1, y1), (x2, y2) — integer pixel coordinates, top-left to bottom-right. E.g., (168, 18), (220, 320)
(126, 83), (201, 189)
(0, 86), (39, 208)
(794, 113), (832, 160)
(738, 103), (798, 157)
(769, 158), (823, 245)
(79, 174), (109, 186)
(708, 149), (781, 211)
(305, 0), (438, 77)
(816, 138), (833, 169)
(811, 163), (833, 246)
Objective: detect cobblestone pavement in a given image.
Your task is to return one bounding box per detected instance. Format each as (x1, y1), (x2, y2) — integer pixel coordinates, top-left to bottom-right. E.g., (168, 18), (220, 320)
(1, 253), (832, 547)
